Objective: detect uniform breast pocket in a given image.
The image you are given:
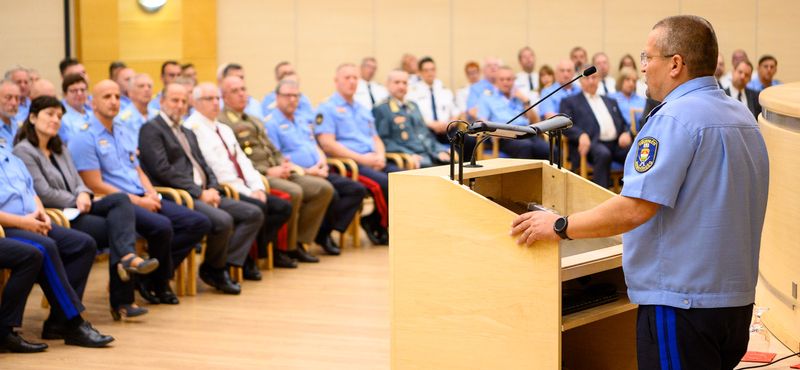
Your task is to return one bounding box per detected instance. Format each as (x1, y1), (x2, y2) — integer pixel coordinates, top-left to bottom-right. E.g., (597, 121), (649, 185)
(97, 146), (120, 171)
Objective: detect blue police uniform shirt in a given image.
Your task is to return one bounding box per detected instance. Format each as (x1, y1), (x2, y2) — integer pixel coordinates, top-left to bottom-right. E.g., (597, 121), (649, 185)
(147, 92), (162, 113)
(538, 82), (582, 118)
(620, 76), (769, 309)
(114, 105), (159, 141)
(262, 92), (315, 125)
(243, 96), (264, 121)
(0, 120), (21, 153)
(608, 91), (646, 126)
(315, 92), (376, 155)
(465, 78), (499, 111)
(59, 104), (93, 144)
(0, 150), (39, 216)
(264, 110), (320, 169)
(68, 115), (146, 196)
(476, 91), (529, 126)
(746, 78), (782, 92)
(13, 97), (31, 126)
(119, 95), (132, 111)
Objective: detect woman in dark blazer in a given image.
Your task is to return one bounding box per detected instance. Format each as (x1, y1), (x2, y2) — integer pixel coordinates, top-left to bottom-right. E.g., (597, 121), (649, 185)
(13, 96), (157, 320)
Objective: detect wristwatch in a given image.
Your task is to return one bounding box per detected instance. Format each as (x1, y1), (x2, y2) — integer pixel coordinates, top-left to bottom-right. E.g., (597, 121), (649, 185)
(553, 216), (572, 240)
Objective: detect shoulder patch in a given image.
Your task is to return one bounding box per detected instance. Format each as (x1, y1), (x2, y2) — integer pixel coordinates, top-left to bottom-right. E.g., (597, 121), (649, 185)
(15, 120), (23, 127)
(119, 110), (132, 121)
(81, 123), (90, 131)
(389, 99), (399, 113)
(634, 137), (658, 173)
(315, 113), (323, 125)
(226, 111), (240, 123)
(264, 114), (272, 122)
(484, 89), (492, 96)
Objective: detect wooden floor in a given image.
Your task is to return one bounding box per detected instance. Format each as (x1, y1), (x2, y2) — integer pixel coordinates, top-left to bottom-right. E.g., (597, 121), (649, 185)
(2, 239), (390, 370)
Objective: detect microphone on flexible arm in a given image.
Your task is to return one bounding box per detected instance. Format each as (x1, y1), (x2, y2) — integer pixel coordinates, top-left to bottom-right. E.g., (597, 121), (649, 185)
(464, 65), (595, 168)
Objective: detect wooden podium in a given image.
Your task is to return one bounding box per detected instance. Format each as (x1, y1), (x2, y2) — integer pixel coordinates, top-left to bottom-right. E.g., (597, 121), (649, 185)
(389, 159), (637, 370)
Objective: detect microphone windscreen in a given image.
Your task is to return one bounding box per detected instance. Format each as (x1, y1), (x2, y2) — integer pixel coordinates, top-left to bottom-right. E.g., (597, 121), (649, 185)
(582, 66), (597, 77)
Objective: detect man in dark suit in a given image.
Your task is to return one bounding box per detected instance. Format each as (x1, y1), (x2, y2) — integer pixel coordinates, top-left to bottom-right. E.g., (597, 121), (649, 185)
(561, 64), (632, 188)
(138, 83), (263, 295)
(723, 60), (762, 120)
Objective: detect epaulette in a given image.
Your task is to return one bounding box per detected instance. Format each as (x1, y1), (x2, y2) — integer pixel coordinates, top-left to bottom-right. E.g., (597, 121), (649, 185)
(81, 123), (90, 130)
(118, 110), (132, 121)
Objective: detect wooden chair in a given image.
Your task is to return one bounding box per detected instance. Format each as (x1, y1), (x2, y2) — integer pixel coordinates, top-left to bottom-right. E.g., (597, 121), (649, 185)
(0, 225), (8, 305)
(629, 108), (644, 136)
(325, 158), (360, 248)
(220, 179), (276, 283)
(562, 137), (625, 193)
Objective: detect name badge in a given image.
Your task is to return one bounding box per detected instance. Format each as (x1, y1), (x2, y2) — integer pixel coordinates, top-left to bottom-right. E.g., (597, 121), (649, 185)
(280, 124), (290, 130)
(336, 107), (347, 114)
(99, 140), (110, 148)
(394, 116), (406, 124)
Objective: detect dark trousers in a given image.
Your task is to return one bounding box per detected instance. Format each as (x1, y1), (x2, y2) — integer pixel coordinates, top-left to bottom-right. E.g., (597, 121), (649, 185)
(569, 140), (630, 188)
(70, 193), (138, 307)
(134, 200), (211, 281)
(193, 196), (263, 268)
(356, 163), (402, 228)
(636, 304), (753, 370)
(238, 194), (292, 259)
(0, 238), (43, 334)
(499, 136), (551, 160)
(2, 226), (95, 323)
(321, 173), (368, 234)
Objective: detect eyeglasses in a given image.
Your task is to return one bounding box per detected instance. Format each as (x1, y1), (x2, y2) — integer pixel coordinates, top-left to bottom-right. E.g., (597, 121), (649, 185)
(277, 93), (299, 99)
(67, 87), (87, 95)
(197, 96), (220, 101)
(640, 52), (685, 66)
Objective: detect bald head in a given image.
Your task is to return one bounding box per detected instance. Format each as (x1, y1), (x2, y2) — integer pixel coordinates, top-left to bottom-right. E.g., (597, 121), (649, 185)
(555, 59), (576, 85)
(483, 56), (500, 82)
(92, 80), (121, 122)
(30, 79), (56, 100)
(220, 76), (248, 113)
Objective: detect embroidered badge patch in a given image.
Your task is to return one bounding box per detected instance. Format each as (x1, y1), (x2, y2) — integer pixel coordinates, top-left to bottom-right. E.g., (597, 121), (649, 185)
(634, 137), (658, 173)
(315, 113), (323, 125)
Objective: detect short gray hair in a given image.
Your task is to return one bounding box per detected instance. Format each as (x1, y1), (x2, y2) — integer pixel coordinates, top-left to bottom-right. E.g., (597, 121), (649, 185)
(361, 57), (376, 66)
(129, 73), (151, 91)
(386, 69), (408, 83)
(4, 65), (28, 80)
(335, 63), (357, 76)
(275, 79), (298, 94)
(652, 15), (718, 78)
(174, 77), (195, 87)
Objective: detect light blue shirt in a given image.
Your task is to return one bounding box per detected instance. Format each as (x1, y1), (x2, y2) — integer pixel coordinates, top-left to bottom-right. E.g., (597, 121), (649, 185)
(265, 110), (320, 169)
(147, 92), (162, 113)
(465, 78), (499, 112)
(262, 92), (315, 125)
(114, 105), (159, 141)
(620, 76), (769, 309)
(13, 97), (31, 126)
(243, 96), (264, 121)
(119, 95), (132, 111)
(476, 91), (529, 126)
(746, 78), (782, 92)
(59, 104), (93, 144)
(0, 150), (38, 216)
(608, 92), (647, 126)
(539, 82), (581, 118)
(69, 115), (145, 196)
(315, 92), (376, 155)
(0, 120), (21, 152)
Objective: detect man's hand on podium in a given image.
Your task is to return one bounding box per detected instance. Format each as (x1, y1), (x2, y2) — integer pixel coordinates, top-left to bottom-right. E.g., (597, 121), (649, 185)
(510, 211), (561, 246)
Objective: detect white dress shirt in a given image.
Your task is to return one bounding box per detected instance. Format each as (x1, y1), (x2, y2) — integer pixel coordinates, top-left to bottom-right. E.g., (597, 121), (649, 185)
(583, 92), (617, 141)
(407, 79), (459, 123)
(598, 76), (617, 96)
(183, 111), (265, 197)
(408, 74), (421, 85)
(354, 79), (389, 111)
(729, 87), (750, 109)
(514, 71), (540, 94)
(718, 72), (732, 90)
(455, 85), (472, 114)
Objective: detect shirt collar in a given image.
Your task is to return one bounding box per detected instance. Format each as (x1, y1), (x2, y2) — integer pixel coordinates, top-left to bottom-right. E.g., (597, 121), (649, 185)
(662, 76), (718, 104)
(159, 111), (181, 128)
(277, 109), (294, 123)
(582, 91), (600, 100)
(331, 91), (350, 107)
(187, 111), (216, 129)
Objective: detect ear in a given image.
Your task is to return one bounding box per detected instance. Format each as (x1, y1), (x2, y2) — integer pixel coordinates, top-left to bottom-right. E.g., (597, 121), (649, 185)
(669, 55), (685, 78)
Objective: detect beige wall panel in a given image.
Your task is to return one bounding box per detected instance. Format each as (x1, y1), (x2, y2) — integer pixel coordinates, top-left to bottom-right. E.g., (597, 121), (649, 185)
(452, 0), (527, 91)
(0, 1), (66, 87)
(374, 0), (452, 90)
(296, 0), (374, 105)
(756, 0), (800, 84)
(125, 60), (169, 87)
(529, 0), (604, 77)
(604, 0), (678, 78)
(119, 21), (184, 61)
(682, 0), (757, 77)
(79, 0), (119, 84)
(217, 0), (295, 102)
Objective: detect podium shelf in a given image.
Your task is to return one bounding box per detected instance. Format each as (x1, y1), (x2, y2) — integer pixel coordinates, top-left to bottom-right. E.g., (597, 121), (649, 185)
(561, 294), (637, 331)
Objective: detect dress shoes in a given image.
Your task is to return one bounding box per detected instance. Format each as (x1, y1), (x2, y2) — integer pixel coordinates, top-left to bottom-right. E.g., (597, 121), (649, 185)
(199, 264), (241, 295)
(154, 280), (179, 305)
(134, 275), (160, 304)
(273, 249), (298, 268)
(62, 322), (114, 348)
(0, 331), (48, 353)
(317, 235), (341, 255)
(360, 216), (384, 245)
(290, 244), (319, 263)
(243, 258), (262, 281)
(378, 227), (389, 245)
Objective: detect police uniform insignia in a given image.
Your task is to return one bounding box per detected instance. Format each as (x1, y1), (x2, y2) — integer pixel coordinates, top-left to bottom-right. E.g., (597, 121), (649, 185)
(81, 123), (90, 130)
(389, 100), (399, 113)
(418, 134), (424, 139)
(15, 120), (23, 127)
(315, 113), (323, 125)
(119, 110), (132, 121)
(280, 124), (289, 130)
(99, 139), (109, 148)
(244, 140), (250, 147)
(227, 111), (240, 123)
(634, 137), (658, 173)
(394, 116), (406, 124)
(264, 114), (272, 122)
(237, 130), (250, 138)
(399, 124), (405, 130)
(244, 147), (253, 155)
(129, 153), (135, 163)
(336, 106), (347, 114)
(192, 124), (199, 130)
(484, 89), (491, 96)
(408, 104), (415, 111)
(401, 132), (409, 140)
(268, 102), (277, 110)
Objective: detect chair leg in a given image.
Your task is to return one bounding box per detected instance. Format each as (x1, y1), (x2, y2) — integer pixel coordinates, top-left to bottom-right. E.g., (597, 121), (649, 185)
(229, 266), (243, 283)
(187, 243), (200, 296)
(266, 241), (274, 270)
(352, 209), (362, 248)
(175, 262), (186, 297)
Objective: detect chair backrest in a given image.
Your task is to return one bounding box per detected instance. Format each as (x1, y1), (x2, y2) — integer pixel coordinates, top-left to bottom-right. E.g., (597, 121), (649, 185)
(630, 108), (644, 135)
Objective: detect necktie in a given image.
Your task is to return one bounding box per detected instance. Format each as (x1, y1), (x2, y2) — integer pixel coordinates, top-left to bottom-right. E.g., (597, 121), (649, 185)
(171, 124), (207, 189)
(216, 127), (245, 181)
(367, 83), (375, 105)
(602, 80), (609, 94)
(430, 87), (438, 121)
(529, 75), (534, 91)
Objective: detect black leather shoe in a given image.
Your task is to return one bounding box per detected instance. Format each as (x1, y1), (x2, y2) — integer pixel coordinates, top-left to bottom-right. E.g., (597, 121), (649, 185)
(273, 249), (298, 268)
(134, 275), (160, 304)
(378, 227), (389, 246)
(290, 244), (319, 263)
(360, 217), (383, 245)
(199, 264), (241, 294)
(317, 235), (341, 255)
(243, 258), (262, 281)
(62, 322), (114, 348)
(0, 331), (48, 353)
(155, 280), (179, 305)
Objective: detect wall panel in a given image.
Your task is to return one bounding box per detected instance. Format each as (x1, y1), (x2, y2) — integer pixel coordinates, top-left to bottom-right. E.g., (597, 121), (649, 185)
(682, 0), (757, 76)
(0, 1), (66, 87)
(756, 0), (799, 86)
(604, 0), (678, 78)
(529, 0), (604, 77)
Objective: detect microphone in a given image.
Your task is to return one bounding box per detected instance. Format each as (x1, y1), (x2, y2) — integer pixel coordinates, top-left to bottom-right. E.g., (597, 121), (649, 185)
(466, 121), (539, 139)
(530, 115), (572, 132)
(504, 65), (596, 127)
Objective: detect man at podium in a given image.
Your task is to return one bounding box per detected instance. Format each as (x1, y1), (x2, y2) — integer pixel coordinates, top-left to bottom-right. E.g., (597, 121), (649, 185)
(510, 15), (769, 370)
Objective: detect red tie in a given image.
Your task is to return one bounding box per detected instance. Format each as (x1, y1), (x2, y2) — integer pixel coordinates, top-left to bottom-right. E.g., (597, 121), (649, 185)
(215, 127), (245, 181)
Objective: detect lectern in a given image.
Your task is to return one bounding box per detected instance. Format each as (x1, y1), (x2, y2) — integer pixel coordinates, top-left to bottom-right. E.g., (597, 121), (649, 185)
(390, 159), (637, 370)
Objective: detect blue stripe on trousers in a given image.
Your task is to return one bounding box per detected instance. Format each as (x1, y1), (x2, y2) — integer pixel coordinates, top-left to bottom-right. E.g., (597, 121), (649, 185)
(655, 305), (682, 370)
(9, 237), (79, 319)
